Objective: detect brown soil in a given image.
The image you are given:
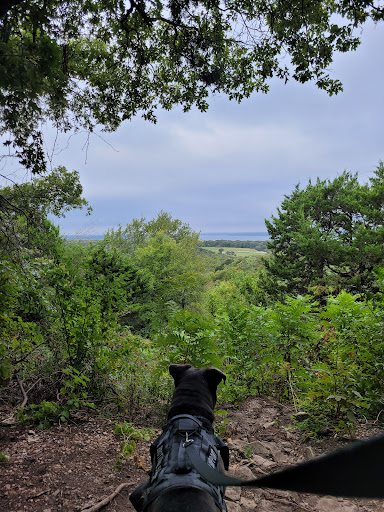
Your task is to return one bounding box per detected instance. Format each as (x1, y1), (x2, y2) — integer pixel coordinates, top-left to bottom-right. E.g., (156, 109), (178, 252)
(1, 397), (383, 512)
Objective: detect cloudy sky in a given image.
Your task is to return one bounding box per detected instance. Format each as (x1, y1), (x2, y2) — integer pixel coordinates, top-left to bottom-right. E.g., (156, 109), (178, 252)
(5, 20), (384, 236)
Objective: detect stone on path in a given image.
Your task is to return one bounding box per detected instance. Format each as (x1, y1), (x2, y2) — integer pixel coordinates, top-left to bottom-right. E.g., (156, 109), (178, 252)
(225, 487), (242, 502)
(227, 503), (242, 512)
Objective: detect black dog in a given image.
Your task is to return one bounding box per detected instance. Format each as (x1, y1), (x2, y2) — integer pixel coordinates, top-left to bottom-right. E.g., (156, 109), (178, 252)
(130, 364), (228, 512)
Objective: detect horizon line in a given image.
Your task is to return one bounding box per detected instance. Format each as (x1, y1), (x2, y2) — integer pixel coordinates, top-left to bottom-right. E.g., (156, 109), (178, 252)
(64, 231), (269, 238)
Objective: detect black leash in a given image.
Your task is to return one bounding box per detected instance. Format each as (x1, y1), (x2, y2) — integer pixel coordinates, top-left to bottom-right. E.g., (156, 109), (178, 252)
(185, 433), (384, 498)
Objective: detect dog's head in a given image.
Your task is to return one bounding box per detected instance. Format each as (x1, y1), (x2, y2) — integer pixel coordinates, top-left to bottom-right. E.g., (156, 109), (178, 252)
(167, 364), (226, 423)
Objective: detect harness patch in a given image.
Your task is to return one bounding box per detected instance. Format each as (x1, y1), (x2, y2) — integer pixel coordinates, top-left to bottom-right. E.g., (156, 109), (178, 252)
(207, 446), (218, 469)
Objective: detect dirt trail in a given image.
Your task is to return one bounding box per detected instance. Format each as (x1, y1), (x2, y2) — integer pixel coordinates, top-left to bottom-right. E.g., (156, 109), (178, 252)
(1, 397), (383, 512)
(222, 397), (383, 512)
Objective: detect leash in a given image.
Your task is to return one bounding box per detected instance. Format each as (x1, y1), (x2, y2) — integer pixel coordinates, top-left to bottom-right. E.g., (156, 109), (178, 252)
(185, 432), (384, 498)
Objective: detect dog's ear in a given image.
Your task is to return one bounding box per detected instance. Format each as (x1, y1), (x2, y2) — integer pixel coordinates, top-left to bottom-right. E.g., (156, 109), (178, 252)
(169, 364), (192, 386)
(204, 367), (226, 389)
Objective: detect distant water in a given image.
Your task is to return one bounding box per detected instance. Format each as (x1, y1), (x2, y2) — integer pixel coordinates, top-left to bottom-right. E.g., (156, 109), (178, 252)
(65, 234), (104, 240)
(65, 232), (270, 242)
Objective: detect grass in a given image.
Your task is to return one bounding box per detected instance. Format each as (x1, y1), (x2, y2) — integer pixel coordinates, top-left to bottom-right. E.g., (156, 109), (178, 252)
(202, 247), (266, 256)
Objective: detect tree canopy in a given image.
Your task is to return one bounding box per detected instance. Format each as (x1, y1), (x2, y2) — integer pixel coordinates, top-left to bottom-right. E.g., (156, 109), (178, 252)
(1, 0), (384, 173)
(264, 163), (384, 298)
(104, 212), (207, 326)
(103, 210), (199, 255)
(0, 166), (90, 258)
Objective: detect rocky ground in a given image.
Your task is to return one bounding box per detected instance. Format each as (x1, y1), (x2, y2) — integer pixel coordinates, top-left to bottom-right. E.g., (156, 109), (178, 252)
(1, 396), (384, 512)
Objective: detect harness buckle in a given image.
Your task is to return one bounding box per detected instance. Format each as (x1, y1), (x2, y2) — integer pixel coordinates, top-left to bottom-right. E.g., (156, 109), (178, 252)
(183, 432), (195, 448)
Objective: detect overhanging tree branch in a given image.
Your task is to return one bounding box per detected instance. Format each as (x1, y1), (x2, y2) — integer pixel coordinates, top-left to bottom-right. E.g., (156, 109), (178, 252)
(0, 0), (25, 18)
(0, 1), (383, 174)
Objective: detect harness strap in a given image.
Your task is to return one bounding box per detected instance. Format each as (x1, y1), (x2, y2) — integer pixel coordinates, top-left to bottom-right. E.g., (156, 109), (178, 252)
(185, 432), (384, 498)
(177, 436), (189, 472)
(170, 414), (206, 427)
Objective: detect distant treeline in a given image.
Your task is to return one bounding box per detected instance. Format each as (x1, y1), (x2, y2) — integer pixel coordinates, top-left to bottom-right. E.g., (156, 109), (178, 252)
(202, 240), (268, 251)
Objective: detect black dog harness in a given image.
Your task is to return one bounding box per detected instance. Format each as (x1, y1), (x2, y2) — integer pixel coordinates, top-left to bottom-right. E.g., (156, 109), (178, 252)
(130, 414), (229, 511)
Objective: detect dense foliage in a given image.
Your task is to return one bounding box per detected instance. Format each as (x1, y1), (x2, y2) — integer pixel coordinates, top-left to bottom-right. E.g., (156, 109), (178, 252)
(0, 166), (91, 258)
(1, 0), (384, 173)
(264, 164), (384, 300)
(2, 166), (384, 437)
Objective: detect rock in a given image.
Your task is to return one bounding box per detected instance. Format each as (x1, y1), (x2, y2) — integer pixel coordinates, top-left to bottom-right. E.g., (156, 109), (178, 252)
(240, 496), (257, 511)
(228, 438), (252, 457)
(292, 411), (309, 420)
(225, 487), (241, 502)
(251, 454), (276, 470)
(315, 497), (360, 512)
(248, 441), (270, 457)
(228, 438), (288, 463)
(231, 465), (256, 480)
(260, 441), (288, 463)
(257, 498), (292, 512)
(227, 439), (242, 450)
(263, 420), (277, 429)
(226, 502), (242, 512)
(304, 446), (315, 459)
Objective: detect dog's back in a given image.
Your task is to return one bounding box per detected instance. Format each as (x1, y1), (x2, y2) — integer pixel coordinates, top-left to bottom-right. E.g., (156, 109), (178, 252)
(147, 487), (221, 512)
(130, 364), (227, 512)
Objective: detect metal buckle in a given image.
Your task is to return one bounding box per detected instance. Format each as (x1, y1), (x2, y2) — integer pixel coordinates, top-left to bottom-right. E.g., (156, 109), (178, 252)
(183, 432), (195, 448)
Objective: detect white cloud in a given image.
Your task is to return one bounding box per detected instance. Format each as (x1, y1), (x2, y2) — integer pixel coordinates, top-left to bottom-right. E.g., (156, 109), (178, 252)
(167, 121), (323, 163)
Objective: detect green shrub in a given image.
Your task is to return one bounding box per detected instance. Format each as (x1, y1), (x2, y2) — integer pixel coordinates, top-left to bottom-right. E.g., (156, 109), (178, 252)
(16, 367), (95, 428)
(114, 422), (155, 470)
(0, 451), (10, 463)
(154, 309), (223, 369)
(17, 400), (69, 429)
